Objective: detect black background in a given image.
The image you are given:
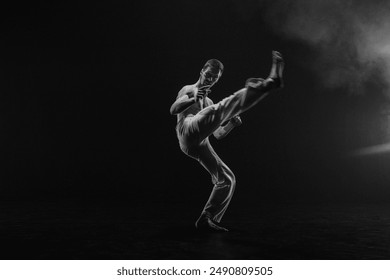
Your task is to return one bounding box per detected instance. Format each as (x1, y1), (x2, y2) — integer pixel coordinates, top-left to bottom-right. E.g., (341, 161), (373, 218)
(1, 1), (389, 203)
(2, 1), (390, 259)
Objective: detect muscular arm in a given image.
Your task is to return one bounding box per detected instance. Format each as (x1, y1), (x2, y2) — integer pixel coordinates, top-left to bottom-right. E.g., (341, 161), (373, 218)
(170, 86), (196, 115)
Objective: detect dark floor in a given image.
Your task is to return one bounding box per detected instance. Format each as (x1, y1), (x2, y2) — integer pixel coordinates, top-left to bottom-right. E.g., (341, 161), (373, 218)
(1, 197), (390, 260)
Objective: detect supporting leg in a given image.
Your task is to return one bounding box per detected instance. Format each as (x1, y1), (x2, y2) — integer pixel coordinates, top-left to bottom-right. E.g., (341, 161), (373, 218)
(190, 142), (235, 232)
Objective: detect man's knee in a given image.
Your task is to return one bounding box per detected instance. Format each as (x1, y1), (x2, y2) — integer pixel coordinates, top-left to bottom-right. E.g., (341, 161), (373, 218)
(228, 172), (236, 187)
(216, 172), (235, 188)
(225, 173), (236, 198)
(213, 173), (229, 186)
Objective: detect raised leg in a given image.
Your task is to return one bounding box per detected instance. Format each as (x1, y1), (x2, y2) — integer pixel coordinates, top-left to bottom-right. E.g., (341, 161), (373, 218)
(187, 51), (285, 144)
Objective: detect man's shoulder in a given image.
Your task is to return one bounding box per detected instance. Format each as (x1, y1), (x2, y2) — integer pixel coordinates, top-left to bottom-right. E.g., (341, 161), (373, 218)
(181, 84), (196, 92)
(178, 84), (195, 97)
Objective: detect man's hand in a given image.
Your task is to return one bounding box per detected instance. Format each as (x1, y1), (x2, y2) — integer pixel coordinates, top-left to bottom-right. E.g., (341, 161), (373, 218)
(195, 87), (211, 102)
(230, 115), (242, 127)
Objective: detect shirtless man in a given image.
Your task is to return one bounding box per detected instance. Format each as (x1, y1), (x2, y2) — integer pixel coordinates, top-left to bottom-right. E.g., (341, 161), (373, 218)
(170, 51), (284, 231)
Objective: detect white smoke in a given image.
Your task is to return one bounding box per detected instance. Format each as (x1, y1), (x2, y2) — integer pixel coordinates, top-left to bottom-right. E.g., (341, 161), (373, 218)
(235, 0), (390, 96)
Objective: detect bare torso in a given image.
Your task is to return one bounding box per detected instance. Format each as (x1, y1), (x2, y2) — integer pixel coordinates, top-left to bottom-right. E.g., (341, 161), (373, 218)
(176, 84), (212, 127)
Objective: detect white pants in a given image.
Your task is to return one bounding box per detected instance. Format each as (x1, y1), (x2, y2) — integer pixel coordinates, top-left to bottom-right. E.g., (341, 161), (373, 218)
(177, 83), (269, 222)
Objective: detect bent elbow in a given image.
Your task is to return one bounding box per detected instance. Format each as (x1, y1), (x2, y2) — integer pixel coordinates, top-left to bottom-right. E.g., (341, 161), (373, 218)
(170, 106), (177, 115)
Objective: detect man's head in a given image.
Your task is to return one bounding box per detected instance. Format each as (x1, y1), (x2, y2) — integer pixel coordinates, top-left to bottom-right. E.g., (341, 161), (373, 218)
(199, 59), (224, 88)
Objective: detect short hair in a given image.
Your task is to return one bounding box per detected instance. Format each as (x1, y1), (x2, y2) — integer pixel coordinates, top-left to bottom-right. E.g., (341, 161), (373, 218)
(202, 59), (224, 73)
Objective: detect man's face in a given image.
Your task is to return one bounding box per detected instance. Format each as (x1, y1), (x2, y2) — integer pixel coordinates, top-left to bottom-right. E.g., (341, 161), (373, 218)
(200, 66), (222, 87)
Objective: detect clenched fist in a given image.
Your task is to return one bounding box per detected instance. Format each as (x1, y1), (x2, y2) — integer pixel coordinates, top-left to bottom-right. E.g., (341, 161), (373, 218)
(195, 87), (211, 102)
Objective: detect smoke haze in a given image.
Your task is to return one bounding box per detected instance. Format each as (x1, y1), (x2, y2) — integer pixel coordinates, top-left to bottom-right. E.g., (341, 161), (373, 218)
(236, 0), (390, 96)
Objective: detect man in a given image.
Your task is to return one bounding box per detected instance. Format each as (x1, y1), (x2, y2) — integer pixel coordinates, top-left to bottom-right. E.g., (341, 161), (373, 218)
(170, 51), (284, 232)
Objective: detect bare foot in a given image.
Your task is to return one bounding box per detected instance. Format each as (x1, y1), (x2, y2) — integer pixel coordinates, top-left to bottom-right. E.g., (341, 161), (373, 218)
(195, 214), (229, 232)
(268, 50), (284, 88)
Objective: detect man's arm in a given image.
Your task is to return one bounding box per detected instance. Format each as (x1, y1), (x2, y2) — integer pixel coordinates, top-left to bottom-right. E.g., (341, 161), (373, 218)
(170, 86), (208, 115)
(213, 115), (242, 140)
(170, 86), (196, 115)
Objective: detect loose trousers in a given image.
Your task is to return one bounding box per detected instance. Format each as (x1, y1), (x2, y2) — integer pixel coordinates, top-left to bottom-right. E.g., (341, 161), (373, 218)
(177, 83), (268, 222)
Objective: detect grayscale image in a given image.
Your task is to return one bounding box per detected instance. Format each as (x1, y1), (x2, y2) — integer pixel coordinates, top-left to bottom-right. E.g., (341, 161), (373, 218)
(1, 0), (390, 260)
(171, 52), (284, 231)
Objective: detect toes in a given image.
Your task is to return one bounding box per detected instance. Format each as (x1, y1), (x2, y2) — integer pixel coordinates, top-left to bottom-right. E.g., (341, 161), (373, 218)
(209, 220), (229, 232)
(195, 218), (229, 232)
(272, 51), (283, 61)
(210, 225), (229, 232)
(273, 50), (282, 56)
